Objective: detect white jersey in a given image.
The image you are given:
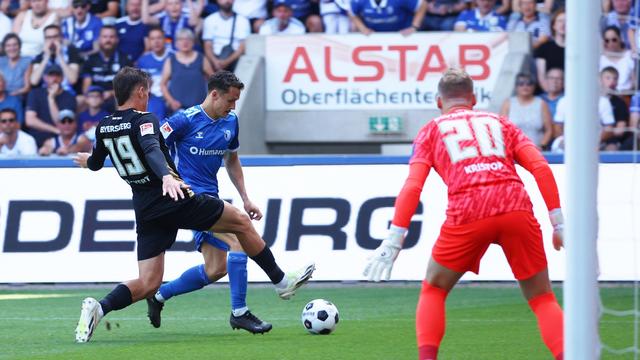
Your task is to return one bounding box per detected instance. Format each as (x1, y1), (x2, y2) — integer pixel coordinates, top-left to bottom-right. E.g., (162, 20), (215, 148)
(0, 130), (37, 156)
(202, 12), (251, 54)
(554, 96), (615, 127)
(232, 0), (268, 19)
(258, 17), (306, 35)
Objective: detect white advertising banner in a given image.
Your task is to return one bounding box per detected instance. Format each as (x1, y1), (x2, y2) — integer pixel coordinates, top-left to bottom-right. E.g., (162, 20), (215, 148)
(0, 163), (638, 283)
(265, 33), (509, 111)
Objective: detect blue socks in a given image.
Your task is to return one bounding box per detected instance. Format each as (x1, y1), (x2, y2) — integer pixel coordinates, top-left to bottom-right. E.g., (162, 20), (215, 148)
(228, 252), (248, 313)
(157, 264), (211, 302)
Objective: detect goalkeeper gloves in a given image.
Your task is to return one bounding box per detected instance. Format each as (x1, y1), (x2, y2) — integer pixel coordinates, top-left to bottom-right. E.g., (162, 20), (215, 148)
(549, 208), (564, 251)
(364, 225), (407, 282)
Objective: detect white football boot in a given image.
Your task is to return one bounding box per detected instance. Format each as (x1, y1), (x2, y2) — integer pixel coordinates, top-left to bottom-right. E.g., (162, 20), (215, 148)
(75, 297), (103, 343)
(276, 262), (316, 300)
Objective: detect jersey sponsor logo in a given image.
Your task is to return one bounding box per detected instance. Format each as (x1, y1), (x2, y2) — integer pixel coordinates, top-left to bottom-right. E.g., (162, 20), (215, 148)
(160, 122), (173, 138)
(125, 175), (151, 185)
(224, 129), (231, 141)
(196, 131), (204, 139)
(189, 146), (226, 156)
(139, 123), (154, 136)
(100, 122), (131, 133)
(463, 161), (504, 174)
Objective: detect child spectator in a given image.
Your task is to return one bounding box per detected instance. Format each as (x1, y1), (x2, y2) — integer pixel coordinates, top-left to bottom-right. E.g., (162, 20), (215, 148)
(77, 85), (108, 132)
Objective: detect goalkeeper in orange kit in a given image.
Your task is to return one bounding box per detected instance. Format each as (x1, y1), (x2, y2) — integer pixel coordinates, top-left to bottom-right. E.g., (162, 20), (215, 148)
(364, 69), (565, 360)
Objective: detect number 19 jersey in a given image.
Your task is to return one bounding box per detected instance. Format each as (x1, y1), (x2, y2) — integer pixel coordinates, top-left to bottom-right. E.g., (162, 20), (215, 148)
(410, 108), (535, 226)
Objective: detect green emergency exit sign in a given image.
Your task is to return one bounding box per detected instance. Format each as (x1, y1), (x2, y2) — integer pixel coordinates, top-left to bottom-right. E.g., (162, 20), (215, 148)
(369, 116), (403, 134)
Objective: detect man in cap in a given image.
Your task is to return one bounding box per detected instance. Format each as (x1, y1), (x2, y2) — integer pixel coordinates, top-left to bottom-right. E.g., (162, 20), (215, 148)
(25, 64), (78, 147)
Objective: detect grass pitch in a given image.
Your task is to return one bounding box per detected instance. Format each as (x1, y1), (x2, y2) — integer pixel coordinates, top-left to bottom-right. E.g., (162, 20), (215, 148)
(0, 283), (636, 359)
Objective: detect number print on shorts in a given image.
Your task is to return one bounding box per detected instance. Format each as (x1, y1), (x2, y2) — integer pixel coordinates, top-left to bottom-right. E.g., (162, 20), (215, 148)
(438, 117), (505, 163)
(103, 136), (146, 176)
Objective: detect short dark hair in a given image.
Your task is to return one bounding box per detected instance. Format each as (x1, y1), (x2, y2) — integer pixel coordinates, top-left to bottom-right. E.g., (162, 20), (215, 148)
(603, 25), (622, 40)
(147, 25), (163, 36)
(207, 71), (244, 93)
(2, 33), (21, 51)
(113, 67), (150, 106)
(601, 66), (619, 77)
(100, 24), (118, 35)
(43, 24), (61, 34)
(0, 107), (17, 117)
(437, 68), (474, 99)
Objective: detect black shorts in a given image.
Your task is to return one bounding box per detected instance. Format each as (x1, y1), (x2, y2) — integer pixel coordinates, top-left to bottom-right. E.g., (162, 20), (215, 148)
(136, 194), (225, 261)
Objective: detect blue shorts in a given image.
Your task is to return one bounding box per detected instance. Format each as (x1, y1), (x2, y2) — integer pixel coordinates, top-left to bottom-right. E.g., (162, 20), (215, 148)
(193, 231), (230, 252)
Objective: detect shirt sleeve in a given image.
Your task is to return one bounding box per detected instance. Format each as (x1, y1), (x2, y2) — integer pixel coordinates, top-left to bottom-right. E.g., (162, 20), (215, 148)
(159, 111), (188, 146)
(135, 113), (171, 178)
(599, 97), (615, 126)
(631, 93), (640, 114)
(202, 15), (214, 41)
(553, 97), (565, 124)
(408, 123), (433, 166)
(87, 130), (108, 171)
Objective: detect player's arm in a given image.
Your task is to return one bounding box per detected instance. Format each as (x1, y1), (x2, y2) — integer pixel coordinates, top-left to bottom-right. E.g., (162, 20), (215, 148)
(224, 151), (262, 220)
(136, 115), (189, 201)
(364, 161), (431, 281)
(514, 143), (564, 250)
(74, 133), (108, 170)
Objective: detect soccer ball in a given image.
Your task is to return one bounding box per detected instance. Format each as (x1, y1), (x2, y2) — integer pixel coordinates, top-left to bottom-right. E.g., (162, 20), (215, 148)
(301, 299), (339, 335)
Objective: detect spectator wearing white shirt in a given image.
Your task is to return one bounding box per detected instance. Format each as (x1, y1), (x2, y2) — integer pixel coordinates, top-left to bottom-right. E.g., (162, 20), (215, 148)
(202, 0), (250, 72)
(552, 94), (616, 152)
(259, 0), (306, 35)
(233, 0), (268, 33)
(600, 25), (635, 92)
(0, 108), (37, 156)
(320, 0), (350, 34)
(0, 11), (12, 41)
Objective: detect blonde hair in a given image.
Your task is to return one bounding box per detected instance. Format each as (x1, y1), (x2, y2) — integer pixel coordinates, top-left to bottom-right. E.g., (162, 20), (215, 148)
(437, 68), (474, 100)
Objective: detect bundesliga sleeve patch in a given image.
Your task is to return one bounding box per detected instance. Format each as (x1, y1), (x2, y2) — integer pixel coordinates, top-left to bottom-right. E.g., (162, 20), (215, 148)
(140, 123), (154, 136)
(160, 123), (173, 138)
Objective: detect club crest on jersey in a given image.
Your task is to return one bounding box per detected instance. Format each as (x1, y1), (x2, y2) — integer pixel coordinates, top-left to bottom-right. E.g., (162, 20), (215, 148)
(140, 123), (154, 136)
(224, 130), (231, 141)
(160, 122), (173, 138)
(196, 131), (204, 139)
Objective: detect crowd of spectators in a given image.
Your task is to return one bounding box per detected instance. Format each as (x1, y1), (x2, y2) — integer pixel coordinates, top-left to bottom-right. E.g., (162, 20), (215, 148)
(0, 0), (638, 156)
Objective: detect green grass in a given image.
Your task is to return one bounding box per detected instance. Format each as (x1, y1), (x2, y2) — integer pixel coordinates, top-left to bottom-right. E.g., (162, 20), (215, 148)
(0, 284), (637, 359)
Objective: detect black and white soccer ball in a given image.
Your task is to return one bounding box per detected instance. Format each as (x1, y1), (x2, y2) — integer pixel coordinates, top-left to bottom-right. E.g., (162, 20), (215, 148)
(301, 299), (339, 335)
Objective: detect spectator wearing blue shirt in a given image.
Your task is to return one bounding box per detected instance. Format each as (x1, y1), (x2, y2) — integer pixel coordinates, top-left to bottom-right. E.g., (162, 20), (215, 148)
(115, 0), (149, 63)
(0, 73), (24, 124)
(142, 0), (200, 49)
(136, 26), (171, 120)
(259, 0), (307, 35)
(63, 0), (103, 57)
(422, 0), (467, 31)
(540, 67), (563, 120)
(506, 0), (550, 49)
(349, 0), (427, 34)
(454, 0), (506, 32)
(77, 85), (109, 132)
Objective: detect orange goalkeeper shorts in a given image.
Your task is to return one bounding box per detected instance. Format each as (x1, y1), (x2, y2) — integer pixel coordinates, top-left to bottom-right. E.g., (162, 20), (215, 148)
(431, 210), (547, 280)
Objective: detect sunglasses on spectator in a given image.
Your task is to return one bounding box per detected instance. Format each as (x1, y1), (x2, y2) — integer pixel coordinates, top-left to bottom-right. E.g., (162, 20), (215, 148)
(604, 37), (619, 43)
(516, 80), (534, 86)
(60, 118), (75, 124)
(0, 118), (16, 123)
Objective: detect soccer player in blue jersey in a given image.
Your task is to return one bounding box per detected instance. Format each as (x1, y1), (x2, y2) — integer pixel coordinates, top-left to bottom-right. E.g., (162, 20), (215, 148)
(146, 71), (314, 333)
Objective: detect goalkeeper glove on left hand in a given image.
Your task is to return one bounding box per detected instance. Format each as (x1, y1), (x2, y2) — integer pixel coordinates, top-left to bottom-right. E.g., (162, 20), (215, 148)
(549, 208), (564, 251)
(364, 225), (407, 282)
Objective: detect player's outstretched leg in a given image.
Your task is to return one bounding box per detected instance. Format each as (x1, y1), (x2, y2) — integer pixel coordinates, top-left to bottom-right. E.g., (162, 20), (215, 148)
(76, 254), (165, 342)
(520, 269), (564, 360)
(210, 202), (315, 300)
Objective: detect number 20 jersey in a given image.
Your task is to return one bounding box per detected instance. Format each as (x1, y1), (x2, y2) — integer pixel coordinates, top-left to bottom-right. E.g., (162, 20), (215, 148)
(410, 108), (535, 226)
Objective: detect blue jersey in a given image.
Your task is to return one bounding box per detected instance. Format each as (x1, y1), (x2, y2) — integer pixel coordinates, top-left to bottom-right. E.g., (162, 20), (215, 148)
(160, 105), (240, 197)
(115, 16), (149, 62)
(454, 9), (507, 32)
(137, 50), (171, 97)
(349, 0), (419, 32)
(62, 14), (103, 53)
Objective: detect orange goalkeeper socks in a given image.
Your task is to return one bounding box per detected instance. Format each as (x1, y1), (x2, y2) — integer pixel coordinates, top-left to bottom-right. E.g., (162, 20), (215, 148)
(416, 280), (449, 360)
(528, 292), (564, 359)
